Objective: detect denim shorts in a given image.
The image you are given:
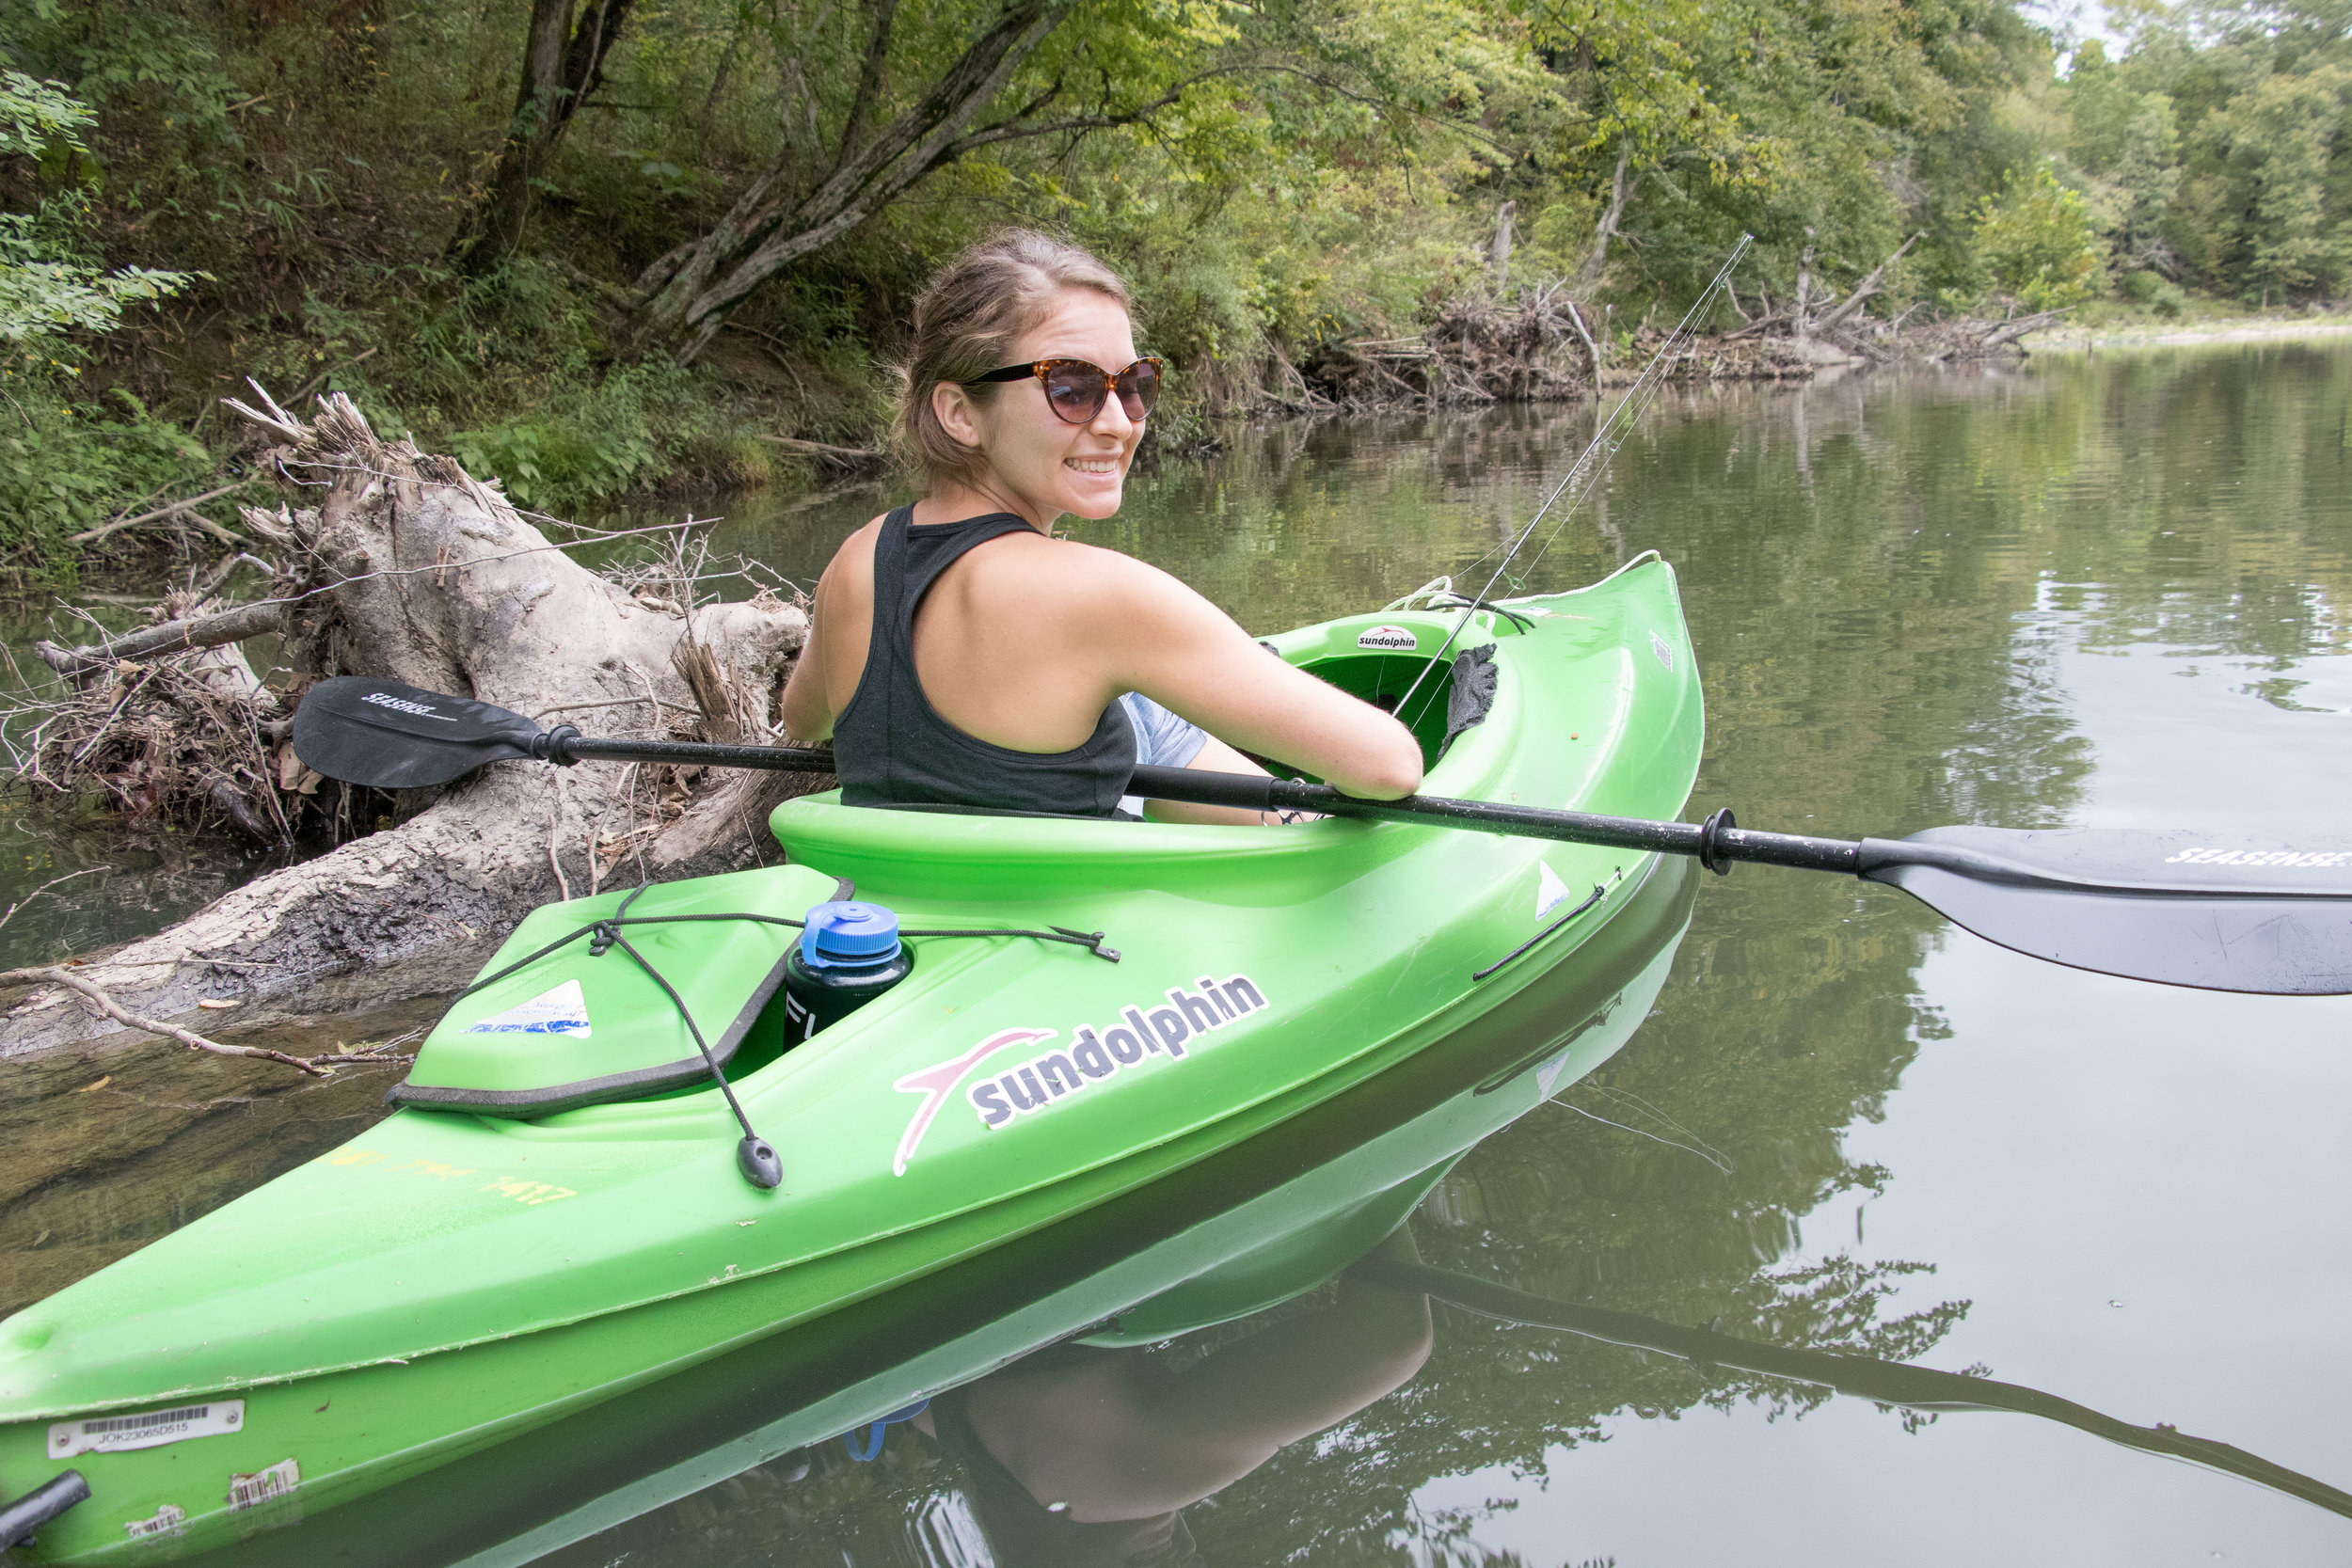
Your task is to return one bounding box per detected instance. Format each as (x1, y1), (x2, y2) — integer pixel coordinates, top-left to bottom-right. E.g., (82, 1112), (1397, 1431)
(1118, 692), (1209, 817)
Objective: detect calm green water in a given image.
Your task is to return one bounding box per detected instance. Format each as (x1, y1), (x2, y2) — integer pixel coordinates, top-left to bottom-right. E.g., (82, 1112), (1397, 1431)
(14, 341), (2352, 1565)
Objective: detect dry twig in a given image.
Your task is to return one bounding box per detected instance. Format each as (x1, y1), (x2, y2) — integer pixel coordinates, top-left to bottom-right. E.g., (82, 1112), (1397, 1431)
(2, 964), (329, 1077)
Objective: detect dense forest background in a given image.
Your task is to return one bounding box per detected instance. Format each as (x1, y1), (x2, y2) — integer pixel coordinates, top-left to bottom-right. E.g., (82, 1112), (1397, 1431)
(2, 0), (2348, 564)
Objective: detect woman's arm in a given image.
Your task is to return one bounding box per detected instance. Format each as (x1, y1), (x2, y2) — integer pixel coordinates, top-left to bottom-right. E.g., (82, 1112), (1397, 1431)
(778, 519), (882, 745)
(1084, 551), (1423, 800)
(777, 581), (834, 743)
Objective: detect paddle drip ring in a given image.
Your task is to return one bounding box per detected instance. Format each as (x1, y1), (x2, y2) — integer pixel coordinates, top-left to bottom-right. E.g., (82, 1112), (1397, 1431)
(1697, 808), (1738, 877)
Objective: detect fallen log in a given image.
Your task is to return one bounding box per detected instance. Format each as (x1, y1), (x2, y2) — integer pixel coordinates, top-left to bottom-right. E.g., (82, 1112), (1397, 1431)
(755, 435), (885, 467)
(2, 391), (820, 1059)
(35, 597), (291, 678)
(1979, 309), (2069, 351)
(1807, 230), (1926, 340)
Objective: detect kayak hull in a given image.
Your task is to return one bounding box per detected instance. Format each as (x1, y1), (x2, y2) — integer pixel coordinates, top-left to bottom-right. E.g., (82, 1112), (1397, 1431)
(0, 557), (1704, 1562)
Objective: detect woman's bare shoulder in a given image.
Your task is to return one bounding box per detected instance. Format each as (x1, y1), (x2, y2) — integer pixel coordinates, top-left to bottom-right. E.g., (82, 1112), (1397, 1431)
(816, 515), (888, 592)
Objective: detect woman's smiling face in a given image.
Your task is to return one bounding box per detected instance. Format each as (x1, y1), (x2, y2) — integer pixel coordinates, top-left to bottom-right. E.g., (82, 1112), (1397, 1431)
(931, 287), (1143, 527)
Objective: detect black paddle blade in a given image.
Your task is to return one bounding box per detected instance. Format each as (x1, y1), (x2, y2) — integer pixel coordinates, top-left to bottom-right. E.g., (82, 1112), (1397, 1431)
(1861, 827), (2352, 994)
(292, 676), (549, 789)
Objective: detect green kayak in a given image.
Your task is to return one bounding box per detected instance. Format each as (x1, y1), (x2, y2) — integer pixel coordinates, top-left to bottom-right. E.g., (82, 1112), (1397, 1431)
(0, 553), (1702, 1563)
(186, 855), (1701, 1568)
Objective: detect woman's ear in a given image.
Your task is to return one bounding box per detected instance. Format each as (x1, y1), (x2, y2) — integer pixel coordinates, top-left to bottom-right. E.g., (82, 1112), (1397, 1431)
(932, 380), (986, 451)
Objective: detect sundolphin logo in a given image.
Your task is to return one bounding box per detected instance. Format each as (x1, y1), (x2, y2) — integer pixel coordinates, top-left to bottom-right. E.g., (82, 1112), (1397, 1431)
(362, 690), (454, 720)
(890, 1027), (1054, 1178)
(968, 975), (1268, 1132)
(2164, 847), (2352, 867)
(888, 975), (1270, 1174)
(1357, 626), (1417, 651)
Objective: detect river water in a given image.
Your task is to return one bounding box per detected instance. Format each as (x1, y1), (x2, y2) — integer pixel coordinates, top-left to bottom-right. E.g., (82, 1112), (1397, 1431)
(7, 339), (2351, 1565)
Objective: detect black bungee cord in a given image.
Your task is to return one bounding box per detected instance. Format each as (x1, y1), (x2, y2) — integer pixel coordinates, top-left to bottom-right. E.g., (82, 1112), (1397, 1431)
(444, 883), (1120, 1190)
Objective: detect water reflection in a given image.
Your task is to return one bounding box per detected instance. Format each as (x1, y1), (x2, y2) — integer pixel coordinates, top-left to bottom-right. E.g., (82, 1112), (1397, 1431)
(902, 1226), (1430, 1566)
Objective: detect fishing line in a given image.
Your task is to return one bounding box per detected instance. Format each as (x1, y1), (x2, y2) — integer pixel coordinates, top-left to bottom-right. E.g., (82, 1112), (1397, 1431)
(1391, 235), (1755, 732)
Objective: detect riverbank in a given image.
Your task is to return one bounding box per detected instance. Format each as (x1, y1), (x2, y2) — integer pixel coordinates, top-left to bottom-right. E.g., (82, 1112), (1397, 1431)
(2038, 310), (2352, 352)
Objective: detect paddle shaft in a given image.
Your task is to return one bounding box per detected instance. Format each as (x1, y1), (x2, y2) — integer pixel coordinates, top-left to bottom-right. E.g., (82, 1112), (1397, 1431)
(545, 734), (1862, 876)
(295, 676), (2352, 992)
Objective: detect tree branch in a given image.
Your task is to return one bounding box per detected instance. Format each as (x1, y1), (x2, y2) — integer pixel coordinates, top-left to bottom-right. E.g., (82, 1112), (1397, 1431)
(2, 965), (329, 1077)
(1573, 145), (1633, 292)
(35, 599), (292, 678)
(1809, 230), (1926, 338)
(69, 477), (267, 546)
(664, 0), (1073, 337)
(943, 87), (1184, 157)
(832, 0), (903, 176)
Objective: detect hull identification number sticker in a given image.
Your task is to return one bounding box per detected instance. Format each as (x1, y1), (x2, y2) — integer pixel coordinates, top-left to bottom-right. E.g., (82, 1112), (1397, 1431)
(50, 1400), (245, 1458)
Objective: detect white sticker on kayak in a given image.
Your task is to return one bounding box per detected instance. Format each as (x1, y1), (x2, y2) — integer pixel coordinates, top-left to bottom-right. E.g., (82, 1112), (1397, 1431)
(226, 1458), (298, 1513)
(1535, 862), (1572, 918)
(1651, 630), (1675, 672)
(1358, 625), (1418, 651)
(891, 975), (1271, 1173)
(464, 978), (591, 1037)
(50, 1400), (244, 1458)
(124, 1503), (187, 1540)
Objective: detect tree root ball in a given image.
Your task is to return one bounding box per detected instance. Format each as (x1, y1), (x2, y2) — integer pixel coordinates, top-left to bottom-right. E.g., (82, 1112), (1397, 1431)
(3, 392), (823, 1057)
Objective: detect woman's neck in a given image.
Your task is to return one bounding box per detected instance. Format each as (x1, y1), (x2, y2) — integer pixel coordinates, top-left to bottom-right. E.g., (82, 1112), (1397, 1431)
(913, 478), (1055, 533)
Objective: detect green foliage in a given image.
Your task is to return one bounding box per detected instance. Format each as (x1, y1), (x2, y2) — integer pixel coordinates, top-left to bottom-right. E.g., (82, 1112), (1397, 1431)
(0, 0), (2344, 567)
(0, 376), (211, 565)
(0, 71), (189, 341)
(1972, 162), (2104, 309)
(0, 67), (201, 563)
(449, 359), (716, 512)
(2122, 265), (2187, 315)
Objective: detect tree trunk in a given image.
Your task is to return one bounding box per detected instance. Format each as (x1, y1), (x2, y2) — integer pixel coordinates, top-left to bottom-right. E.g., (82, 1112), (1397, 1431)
(1792, 227), (1817, 339)
(1572, 149), (1632, 293)
(1, 394), (816, 1057)
(451, 0), (639, 274)
(624, 0), (1191, 356)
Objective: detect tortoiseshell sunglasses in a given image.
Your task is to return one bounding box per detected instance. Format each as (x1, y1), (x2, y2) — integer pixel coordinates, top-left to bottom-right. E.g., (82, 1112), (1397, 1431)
(964, 356), (1165, 424)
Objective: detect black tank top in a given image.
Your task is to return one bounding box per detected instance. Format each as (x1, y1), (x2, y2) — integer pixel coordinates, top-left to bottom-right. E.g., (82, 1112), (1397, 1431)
(833, 505), (1136, 816)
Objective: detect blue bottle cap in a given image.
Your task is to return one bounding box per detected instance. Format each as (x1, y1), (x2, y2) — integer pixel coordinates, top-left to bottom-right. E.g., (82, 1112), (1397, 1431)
(801, 900), (901, 970)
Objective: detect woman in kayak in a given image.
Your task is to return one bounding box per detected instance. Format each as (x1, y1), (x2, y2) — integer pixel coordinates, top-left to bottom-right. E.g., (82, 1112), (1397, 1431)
(779, 230), (1423, 823)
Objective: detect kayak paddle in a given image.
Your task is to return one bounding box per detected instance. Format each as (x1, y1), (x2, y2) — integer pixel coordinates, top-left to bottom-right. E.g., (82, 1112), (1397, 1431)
(294, 676), (2352, 996)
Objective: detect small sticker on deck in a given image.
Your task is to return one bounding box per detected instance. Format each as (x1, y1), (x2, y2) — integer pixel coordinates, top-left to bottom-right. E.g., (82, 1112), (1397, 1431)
(464, 978), (592, 1037)
(1650, 631), (1675, 672)
(226, 1458), (299, 1513)
(1357, 625), (1418, 651)
(123, 1503), (187, 1540)
(49, 1400), (244, 1458)
(1535, 862), (1572, 918)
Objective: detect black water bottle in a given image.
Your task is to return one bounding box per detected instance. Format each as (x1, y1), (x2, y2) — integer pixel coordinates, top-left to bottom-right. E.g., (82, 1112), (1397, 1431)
(781, 900), (914, 1043)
